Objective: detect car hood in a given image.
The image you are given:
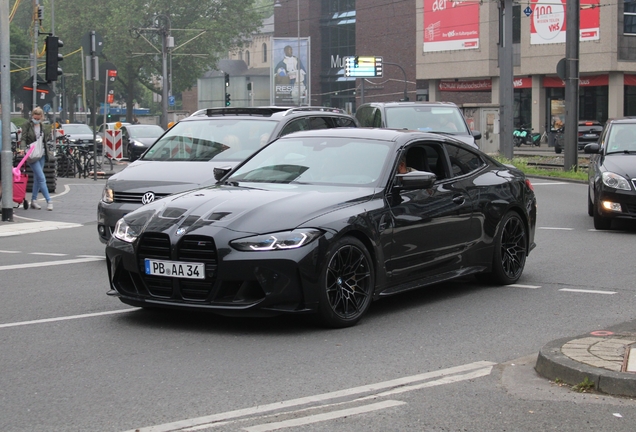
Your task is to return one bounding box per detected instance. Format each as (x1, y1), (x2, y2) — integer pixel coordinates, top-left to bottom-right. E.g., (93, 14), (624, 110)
(107, 160), (236, 194)
(602, 155), (636, 179)
(67, 133), (96, 141)
(130, 184), (377, 235)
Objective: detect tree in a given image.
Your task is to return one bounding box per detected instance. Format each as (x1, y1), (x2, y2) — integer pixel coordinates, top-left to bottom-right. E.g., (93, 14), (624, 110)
(37, 0), (266, 122)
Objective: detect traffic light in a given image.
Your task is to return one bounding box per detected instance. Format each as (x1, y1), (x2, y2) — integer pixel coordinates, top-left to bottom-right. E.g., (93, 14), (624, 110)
(45, 35), (64, 82)
(225, 93), (231, 106)
(224, 73), (230, 87)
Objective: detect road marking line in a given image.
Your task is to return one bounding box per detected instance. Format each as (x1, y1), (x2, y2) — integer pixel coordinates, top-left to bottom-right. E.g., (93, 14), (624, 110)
(0, 256), (104, 271)
(29, 252), (68, 257)
(125, 361), (495, 432)
(0, 221), (83, 237)
(0, 308), (139, 329)
(77, 255), (106, 259)
(538, 227), (574, 230)
(50, 184), (71, 197)
(242, 400), (406, 432)
(559, 288), (617, 295)
(0, 250), (21, 254)
(530, 182), (571, 185)
(508, 284), (541, 289)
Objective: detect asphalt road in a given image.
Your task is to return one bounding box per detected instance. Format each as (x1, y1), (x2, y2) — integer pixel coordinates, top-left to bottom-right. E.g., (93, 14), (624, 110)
(1, 176), (635, 432)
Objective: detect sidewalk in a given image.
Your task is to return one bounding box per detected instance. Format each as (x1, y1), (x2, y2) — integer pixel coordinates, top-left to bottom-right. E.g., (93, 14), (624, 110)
(535, 320), (636, 397)
(0, 159), (128, 232)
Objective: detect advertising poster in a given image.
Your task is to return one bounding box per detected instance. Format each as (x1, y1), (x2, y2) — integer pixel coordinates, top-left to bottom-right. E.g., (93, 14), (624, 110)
(530, 0), (600, 45)
(272, 37), (310, 106)
(423, 0), (480, 52)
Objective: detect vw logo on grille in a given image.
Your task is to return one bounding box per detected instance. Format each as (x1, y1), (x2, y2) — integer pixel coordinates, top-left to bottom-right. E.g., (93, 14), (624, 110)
(141, 192), (156, 205)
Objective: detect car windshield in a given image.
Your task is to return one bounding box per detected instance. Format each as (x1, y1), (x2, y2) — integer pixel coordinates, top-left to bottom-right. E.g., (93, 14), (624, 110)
(62, 124), (93, 134)
(385, 106), (469, 135)
(605, 125), (636, 154)
(142, 119), (277, 162)
(128, 125), (164, 138)
(228, 137), (392, 186)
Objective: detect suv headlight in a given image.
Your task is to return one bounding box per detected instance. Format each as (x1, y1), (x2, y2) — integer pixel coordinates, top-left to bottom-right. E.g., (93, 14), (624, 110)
(601, 172), (631, 191)
(102, 186), (114, 203)
(230, 229), (323, 251)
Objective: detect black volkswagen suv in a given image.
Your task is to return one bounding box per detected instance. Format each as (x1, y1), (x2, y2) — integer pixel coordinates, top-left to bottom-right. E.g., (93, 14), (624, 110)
(97, 107), (359, 243)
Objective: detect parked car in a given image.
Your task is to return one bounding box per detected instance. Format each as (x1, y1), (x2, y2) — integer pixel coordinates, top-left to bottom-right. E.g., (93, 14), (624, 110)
(105, 128), (537, 327)
(585, 117), (636, 230)
(10, 122), (21, 150)
(121, 124), (165, 161)
(355, 101), (481, 148)
(97, 107), (359, 243)
(554, 120), (603, 154)
(58, 123), (102, 148)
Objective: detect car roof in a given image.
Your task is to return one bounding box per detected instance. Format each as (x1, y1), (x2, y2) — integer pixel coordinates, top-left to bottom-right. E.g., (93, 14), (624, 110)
(274, 126), (468, 146)
(123, 124), (163, 129)
(357, 101), (460, 108)
(606, 117), (636, 125)
(187, 106), (355, 121)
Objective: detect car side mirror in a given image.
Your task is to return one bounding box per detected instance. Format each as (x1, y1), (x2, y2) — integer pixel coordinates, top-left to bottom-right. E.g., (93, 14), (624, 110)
(214, 166), (233, 181)
(472, 130), (482, 140)
(394, 171), (436, 190)
(584, 143), (600, 154)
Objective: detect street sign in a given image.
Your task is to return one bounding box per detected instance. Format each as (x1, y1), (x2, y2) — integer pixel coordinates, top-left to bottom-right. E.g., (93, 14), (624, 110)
(81, 31), (104, 56)
(168, 95), (175, 106)
(524, 6), (532, 17)
(344, 56), (383, 78)
(556, 57), (567, 80)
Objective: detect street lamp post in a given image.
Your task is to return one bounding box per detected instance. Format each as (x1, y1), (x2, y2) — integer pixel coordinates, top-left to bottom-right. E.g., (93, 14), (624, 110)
(297, 0), (301, 106)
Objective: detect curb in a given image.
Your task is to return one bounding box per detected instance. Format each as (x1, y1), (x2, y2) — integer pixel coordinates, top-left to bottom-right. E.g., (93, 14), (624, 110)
(535, 336), (636, 398)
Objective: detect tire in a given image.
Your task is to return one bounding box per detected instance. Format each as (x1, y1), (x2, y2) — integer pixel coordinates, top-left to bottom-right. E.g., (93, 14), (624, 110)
(478, 211), (527, 285)
(513, 137), (521, 147)
(317, 237), (374, 328)
(587, 188), (594, 217)
(555, 146), (562, 154)
(593, 198), (612, 230)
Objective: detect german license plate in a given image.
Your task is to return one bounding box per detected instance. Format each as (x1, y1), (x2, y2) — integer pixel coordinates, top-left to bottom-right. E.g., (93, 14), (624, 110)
(144, 259), (205, 279)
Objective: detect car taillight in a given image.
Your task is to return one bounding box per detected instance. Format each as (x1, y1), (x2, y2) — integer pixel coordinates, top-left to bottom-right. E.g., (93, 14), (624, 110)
(525, 179), (534, 191)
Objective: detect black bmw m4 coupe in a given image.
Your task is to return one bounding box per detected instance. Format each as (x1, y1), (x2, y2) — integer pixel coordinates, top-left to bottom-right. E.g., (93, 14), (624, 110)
(106, 128), (537, 327)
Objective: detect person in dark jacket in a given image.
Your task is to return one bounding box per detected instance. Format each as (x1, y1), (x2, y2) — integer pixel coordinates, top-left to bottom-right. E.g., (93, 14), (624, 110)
(19, 107), (53, 210)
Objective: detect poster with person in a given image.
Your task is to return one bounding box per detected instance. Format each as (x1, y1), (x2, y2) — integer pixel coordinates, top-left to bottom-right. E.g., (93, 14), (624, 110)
(272, 38), (310, 106)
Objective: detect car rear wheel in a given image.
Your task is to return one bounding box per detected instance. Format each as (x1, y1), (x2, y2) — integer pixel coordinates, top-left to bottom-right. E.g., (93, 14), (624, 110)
(317, 237), (374, 328)
(593, 197), (612, 230)
(478, 211), (527, 285)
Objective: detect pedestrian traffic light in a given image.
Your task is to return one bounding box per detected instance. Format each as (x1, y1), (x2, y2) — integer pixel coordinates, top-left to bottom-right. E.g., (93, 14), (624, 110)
(45, 35), (64, 82)
(224, 73), (230, 87)
(225, 93), (231, 106)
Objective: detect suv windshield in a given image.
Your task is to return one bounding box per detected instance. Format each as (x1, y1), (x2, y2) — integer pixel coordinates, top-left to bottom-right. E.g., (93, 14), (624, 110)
(385, 106), (469, 135)
(142, 119), (278, 162)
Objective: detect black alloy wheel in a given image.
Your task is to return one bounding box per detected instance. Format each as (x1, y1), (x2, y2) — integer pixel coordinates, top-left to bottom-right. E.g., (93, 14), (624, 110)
(317, 237), (374, 328)
(479, 211), (527, 285)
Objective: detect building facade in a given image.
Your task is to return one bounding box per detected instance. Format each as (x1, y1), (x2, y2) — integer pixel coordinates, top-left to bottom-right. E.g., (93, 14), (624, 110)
(272, 0), (636, 136)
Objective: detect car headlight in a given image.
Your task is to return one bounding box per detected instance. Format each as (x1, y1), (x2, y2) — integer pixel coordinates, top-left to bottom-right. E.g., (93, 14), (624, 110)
(102, 186), (114, 203)
(96, 136), (103, 144)
(601, 172), (631, 191)
(113, 219), (140, 243)
(230, 229), (323, 251)
(132, 140), (145, 147)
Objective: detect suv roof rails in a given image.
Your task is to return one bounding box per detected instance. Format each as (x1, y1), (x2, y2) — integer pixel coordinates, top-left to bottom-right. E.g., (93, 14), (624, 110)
(190, 107), (291, 117)
(190, 106), (349, 118)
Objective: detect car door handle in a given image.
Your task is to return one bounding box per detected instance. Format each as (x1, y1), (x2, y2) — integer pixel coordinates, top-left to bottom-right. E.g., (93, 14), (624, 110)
(452, 195), (465, 205)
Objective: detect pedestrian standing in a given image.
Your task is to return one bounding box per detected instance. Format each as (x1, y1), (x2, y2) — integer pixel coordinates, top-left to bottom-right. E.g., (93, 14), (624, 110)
(19, 107), (53, 211)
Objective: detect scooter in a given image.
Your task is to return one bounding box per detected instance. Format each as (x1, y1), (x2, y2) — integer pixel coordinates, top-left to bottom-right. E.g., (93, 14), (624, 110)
(513, 125), (541, 146)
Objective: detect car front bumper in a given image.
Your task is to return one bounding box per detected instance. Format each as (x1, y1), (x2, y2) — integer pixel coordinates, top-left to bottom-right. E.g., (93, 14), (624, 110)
(105, 230), (329, 316)
(596, 187), (636, 220)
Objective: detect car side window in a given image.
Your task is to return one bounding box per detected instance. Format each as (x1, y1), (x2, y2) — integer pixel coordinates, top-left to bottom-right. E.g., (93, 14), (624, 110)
(445, 144), (484, 176)
(330, 117), (357, 128)
(308, 117), (330, 130)
(280, 118), (310, 136)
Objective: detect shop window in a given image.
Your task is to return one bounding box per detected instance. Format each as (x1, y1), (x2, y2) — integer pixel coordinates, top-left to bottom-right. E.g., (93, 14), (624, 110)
(625, 1), (636, 34)
(262, 43), (267, 63)
(246, 50), (250, 66)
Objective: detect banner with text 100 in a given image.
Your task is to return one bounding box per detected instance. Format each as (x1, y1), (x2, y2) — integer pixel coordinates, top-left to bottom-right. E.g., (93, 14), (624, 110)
(530, 0), (600, 45)
(423, 0), (480, 53)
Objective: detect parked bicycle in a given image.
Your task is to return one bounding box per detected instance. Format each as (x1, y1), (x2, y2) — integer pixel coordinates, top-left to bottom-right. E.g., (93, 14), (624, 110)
(56, 134), (113, 178)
